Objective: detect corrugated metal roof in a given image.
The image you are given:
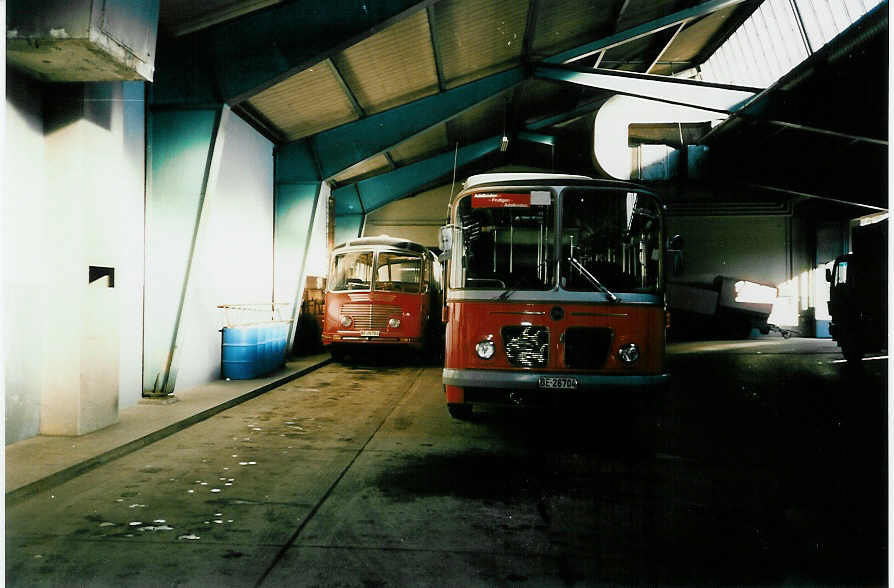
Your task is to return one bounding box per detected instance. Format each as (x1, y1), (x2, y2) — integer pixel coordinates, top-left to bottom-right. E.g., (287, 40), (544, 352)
(446, 91), (510, 144)
(331, 153), (392, 185)
(247, 61), (358, 142)
(530, 0), (619, 60)
(332, 10), (439, 115)
(616, 0), (693, 32)
(159, 0), (283, 36)
(649, 6), (739, 75)
(153, 0), (792, 192)
(514, 79), (583, 124)
(433, 0), (529, 89)
(602, 32), (671, 72)
(389, 124), (450, 166)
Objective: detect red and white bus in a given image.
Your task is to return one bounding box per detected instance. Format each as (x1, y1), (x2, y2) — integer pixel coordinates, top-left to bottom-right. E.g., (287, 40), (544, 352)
(439, 173), (670, 419)
(322, 236), (442, 362)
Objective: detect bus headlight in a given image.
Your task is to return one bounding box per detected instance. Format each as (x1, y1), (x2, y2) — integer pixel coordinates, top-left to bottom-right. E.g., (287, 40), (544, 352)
(618, 343), (640, 364)
(340, 315), (353, 328)
(388, 318), (401, 328)
(475, 340), (496, 359)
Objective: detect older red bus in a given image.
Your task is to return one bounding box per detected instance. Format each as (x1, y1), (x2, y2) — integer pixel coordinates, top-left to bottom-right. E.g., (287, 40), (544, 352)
(440, 173), (670, 419)
(322, 236), (442, 362)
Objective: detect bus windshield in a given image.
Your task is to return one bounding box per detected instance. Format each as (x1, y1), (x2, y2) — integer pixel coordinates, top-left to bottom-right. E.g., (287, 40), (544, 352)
(375, 252), (422, 293)
(330, 251), (373, 291)
(452, 191), (555, 290)
(561, 189), (660, 293)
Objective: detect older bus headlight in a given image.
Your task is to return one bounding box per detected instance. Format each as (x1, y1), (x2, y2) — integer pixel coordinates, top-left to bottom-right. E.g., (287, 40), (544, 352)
(340, 315), (353, 328)
(618, 343), (640, 364)
(475, 340), (496, 359)
(388, 318), (401, 328)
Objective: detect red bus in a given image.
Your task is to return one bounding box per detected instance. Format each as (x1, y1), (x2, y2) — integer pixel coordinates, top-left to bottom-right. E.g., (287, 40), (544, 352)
(322, 236), (442, 362)
(439, 173), (670, 419)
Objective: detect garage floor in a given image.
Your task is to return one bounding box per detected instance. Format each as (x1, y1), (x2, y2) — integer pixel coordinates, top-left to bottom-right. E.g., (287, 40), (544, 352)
(6, 337), (888, 586)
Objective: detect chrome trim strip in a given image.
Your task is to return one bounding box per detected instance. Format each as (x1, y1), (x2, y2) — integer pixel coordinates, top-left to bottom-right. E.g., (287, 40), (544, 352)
(447, 290), (661, 304)
(443, 368), (669, 389)
(490, 311), (547, 316)
(570, 312), (629, 317)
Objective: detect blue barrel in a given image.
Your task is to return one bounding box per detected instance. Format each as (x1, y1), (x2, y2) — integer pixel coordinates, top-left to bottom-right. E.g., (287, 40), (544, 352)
(257, 324), (270, 375)
(221, 326), (258, 380)
(265, 324), (277, 373)
(274, 323), (288, 368)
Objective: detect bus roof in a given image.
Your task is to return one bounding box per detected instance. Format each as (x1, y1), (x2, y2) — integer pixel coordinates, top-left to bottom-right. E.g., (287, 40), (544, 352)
(462, 173), (657, 197)
(333, 235), (428, 254)
(464, 173), (593, 188)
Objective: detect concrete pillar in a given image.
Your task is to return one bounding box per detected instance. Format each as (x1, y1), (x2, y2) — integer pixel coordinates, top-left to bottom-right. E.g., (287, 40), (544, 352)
(40, 83), (126, 435)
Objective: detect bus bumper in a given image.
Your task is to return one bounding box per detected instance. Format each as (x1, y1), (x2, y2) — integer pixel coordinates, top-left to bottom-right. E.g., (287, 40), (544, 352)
(443, 368), (669, 391)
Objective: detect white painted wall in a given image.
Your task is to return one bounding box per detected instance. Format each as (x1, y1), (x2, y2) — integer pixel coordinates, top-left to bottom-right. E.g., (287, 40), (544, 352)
(4, 73), (49, 443)
(666, 215), (789, 287)
(175, 112), (275, 392)
(3, 76), (145, 442)
(118, 83), (146, 410)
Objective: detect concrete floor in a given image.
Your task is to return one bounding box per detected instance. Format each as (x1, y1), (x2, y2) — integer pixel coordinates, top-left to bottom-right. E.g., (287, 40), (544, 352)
(6, 337), (888, 586)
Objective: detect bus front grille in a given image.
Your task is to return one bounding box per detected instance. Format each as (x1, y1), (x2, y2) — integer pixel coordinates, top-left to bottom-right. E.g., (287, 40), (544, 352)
(341, 303), (402, 330)
(563, 327), (613, 368)
(501, 326), (549, 368)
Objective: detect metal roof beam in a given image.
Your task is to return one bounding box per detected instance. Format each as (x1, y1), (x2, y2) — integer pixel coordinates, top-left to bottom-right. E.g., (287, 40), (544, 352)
(535, 63), (759, 114)
(309, 67), (524, 179)
(645, 22), (687, 74)
(326, 58), (366, 118)
(335, 136), (501, 212)
(544, 0), (750, 65)
(518, 131), (555, 147)
(523, 97), (607, 130)
(426, 5), (447, 91)
(521, 0), (540, 60)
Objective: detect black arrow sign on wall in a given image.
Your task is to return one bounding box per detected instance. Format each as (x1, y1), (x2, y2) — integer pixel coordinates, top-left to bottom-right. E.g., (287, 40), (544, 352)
(88, 266), (115, 288)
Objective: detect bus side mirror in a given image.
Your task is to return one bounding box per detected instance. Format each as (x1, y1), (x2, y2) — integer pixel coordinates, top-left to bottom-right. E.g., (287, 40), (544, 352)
(825, 268), (832, 283)
(439, 225), (453, 255)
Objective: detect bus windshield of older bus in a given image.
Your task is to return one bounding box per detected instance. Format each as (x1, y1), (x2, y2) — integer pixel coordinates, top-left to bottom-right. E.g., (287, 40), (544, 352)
(374, 252), (423, 293)
(330, 251), (373, 291)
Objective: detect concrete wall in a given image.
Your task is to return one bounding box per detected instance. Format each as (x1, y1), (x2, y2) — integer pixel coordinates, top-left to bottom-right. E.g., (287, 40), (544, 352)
(175, 113), (274, 391)
(4, 73), (145, 442)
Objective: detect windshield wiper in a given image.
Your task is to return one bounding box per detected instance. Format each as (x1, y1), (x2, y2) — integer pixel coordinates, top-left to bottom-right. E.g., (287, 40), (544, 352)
(568, 256), (620, 303)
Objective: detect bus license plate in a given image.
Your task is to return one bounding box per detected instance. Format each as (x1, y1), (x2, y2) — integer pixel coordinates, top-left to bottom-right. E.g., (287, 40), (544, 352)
(538, 376), (578, 390)
(361, 330), (380, 337)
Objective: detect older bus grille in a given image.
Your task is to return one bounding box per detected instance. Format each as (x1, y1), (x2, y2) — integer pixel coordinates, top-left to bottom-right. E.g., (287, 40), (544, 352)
(502, 326), (549, 368)
(564, 327), (612, 368)
(341, 303), (402, 330)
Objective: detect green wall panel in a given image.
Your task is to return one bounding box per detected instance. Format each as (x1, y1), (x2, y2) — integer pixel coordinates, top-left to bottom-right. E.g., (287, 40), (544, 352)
(143, 108), (218, 395)
(335, 214), (363, 246)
